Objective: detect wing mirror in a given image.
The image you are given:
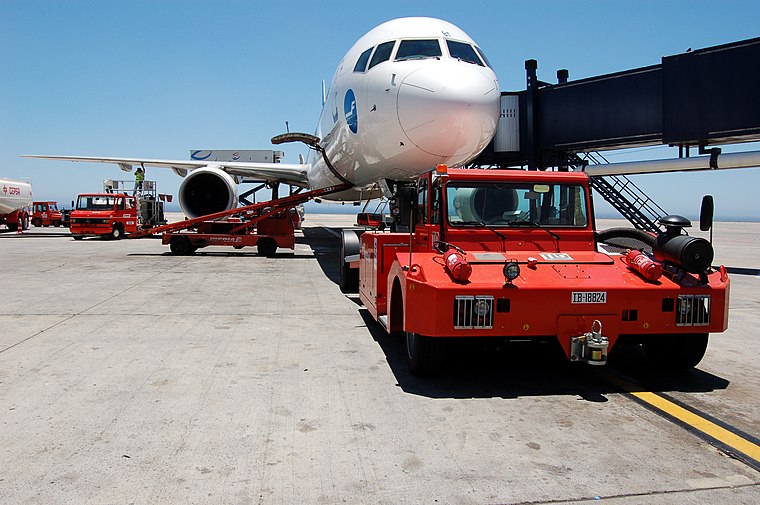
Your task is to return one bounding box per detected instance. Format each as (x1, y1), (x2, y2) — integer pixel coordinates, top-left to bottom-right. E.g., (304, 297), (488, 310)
(700, 195), (714, 232)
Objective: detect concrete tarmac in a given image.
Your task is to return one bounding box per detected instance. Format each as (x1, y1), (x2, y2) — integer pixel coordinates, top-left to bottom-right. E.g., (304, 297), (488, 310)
(0, 217), (758, 504)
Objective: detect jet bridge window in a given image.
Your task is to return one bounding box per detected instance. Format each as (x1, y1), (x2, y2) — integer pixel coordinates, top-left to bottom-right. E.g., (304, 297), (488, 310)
(395, 39), (442, 61)
(368, 41), (396, 70)
(447, 40), (485, 66)
(354, 48), (373, 72)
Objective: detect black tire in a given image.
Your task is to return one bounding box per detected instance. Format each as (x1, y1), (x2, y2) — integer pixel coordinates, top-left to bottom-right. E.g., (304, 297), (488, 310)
(596, 227), (657, 253)
(405, 332), (447, 376)
(52, 220), (61, 227)
(642, 333), (709, 370)
(110, 224), (124, 240)
(257, 238), (277, 257)
(32, 217), (42, 227)
(7, 221), (18, 232)
(169, 236), (194, 255)
(339, 229), (361, 293)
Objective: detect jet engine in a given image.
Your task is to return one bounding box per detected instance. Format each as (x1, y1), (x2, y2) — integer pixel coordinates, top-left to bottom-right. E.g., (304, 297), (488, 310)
(178, 166), (238, 218)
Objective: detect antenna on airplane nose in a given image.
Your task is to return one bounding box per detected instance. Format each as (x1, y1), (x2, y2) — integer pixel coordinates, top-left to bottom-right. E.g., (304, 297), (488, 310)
(285, 121), (290, 133)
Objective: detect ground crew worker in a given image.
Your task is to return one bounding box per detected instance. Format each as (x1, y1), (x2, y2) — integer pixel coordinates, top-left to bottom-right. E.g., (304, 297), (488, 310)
(134, 166), (145, 195)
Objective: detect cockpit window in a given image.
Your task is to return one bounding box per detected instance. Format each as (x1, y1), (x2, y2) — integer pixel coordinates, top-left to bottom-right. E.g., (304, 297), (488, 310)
(354, 48), (373, 72)
(447, 40), (484, 66)
(395, 39), (442, 61)
(368, 41), (395, 70)
(475, 46), (492, 68)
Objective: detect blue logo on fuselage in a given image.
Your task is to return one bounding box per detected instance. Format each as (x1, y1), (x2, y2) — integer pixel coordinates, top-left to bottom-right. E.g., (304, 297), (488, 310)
(344, 89), (358, 134)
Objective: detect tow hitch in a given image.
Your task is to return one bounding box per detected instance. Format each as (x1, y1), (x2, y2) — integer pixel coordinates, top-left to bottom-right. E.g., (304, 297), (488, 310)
(570, 320), (608, 365)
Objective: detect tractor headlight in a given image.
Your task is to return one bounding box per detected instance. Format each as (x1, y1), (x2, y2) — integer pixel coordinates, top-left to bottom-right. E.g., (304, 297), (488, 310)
(474, 298), (491, 317)
(503, 260), (521, 283)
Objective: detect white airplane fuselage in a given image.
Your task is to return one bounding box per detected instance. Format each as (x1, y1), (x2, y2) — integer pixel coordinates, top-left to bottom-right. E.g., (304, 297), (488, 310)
(307, 17), (500, 199)
(26, 17), (501, 217)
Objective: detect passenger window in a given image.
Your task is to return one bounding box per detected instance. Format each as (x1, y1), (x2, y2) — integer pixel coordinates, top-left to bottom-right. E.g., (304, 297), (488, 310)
(447, 40), (484, 66)
(368, 41), (395, 70)
(395, 39), (442, 61)
(354, 48), (373, 72)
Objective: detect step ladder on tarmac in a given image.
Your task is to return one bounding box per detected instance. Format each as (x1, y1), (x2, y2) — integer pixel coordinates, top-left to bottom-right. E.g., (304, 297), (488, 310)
(583, 151), (667, 234)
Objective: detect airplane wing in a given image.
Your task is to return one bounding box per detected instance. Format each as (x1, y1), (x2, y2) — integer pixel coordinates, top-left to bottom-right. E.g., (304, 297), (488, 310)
(22, 155), (311, 187)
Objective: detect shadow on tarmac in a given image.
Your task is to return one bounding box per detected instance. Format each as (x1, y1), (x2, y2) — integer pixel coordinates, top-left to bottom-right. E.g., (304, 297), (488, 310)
(301, 226), (342, 285)
(724, 266), (760, 276)
(360, 307), (730, 400)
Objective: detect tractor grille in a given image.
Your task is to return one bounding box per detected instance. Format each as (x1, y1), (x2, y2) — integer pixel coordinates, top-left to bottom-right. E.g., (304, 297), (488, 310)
(676, 294), (710, 326)
(454, 295), (494, 329)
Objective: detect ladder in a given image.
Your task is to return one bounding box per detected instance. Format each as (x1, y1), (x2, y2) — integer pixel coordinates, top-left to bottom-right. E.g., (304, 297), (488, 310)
(583, 152), (667, 234)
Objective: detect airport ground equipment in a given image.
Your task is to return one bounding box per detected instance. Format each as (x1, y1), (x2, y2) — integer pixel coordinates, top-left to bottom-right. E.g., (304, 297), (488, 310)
(31, 201), (63, 227)
(70, 193), (140, 240)
(0, 177), (32, 231)
(70, 179), (168, 239)
(128, 183), (352, 255)
(356, 166), (728, 376)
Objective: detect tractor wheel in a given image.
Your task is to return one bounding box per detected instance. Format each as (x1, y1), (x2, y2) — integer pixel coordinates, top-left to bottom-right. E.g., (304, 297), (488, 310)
(257, 238), (277, 257)
(405, 332), (447, 376)
(169, 236), (195, 256)
(52, 220), (61, 227)
(642, 333), (709, 370)
(32, 217), (42, 227)
(339, 229), (360, 293)
(110, 224), (124, 240)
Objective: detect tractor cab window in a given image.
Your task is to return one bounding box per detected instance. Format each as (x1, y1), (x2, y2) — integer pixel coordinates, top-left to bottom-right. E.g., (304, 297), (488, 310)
(49, 203), (58, 211)
(77, 195), (116, 211)
(447, 182), (588, 228)
(416, 179), (428, 224)
(430, 178), (441, 225)
(368, 41), (395, 70)
(395, 39), (442, 61)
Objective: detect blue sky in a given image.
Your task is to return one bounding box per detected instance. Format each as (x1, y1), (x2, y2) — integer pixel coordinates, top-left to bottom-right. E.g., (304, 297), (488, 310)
(1, 0), (759, 219)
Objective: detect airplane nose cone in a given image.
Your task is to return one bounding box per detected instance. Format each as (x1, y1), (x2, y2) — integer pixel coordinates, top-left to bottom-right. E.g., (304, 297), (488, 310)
(397, 63), (499, 163)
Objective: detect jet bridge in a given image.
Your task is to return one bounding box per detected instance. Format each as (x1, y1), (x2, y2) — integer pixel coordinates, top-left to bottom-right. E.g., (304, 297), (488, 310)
(473, 36), (760, 230)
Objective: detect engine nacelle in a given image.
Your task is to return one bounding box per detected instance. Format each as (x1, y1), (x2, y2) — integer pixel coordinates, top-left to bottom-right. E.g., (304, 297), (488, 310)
(178, 166), (238, 218)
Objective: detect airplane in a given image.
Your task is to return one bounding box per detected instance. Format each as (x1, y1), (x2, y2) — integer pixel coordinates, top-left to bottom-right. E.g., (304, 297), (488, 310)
(26, 17), (502, 219)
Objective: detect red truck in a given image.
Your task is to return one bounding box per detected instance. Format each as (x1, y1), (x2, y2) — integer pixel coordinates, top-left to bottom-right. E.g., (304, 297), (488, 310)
(351, 166), (729, 375)
(69, 193), (139, 240)
(31, 201), (63, 227)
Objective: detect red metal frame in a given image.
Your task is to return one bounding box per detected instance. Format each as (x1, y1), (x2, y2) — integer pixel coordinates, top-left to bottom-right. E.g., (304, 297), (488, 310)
(129, 183), (352, 252)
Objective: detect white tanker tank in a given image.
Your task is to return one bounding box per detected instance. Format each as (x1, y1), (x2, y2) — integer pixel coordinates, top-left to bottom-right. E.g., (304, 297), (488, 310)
(0, 177), (33, 231)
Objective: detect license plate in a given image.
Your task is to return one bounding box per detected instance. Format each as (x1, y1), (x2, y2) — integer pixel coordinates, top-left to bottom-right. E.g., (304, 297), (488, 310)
(571, 291), (607, 304)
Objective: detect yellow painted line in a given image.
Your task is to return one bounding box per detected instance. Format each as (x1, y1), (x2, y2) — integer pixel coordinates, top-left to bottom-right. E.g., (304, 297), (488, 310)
(605, 374), (760, 462)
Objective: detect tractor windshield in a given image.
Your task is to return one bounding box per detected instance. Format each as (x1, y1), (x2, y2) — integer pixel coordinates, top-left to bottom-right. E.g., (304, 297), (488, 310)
(76, 195), (118, 211)
(446, 182), (588, 228)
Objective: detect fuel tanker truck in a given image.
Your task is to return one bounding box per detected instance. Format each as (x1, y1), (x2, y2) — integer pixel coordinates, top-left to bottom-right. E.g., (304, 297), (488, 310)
(0, 177), (33, 231)
(346, 166), (728, 376)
